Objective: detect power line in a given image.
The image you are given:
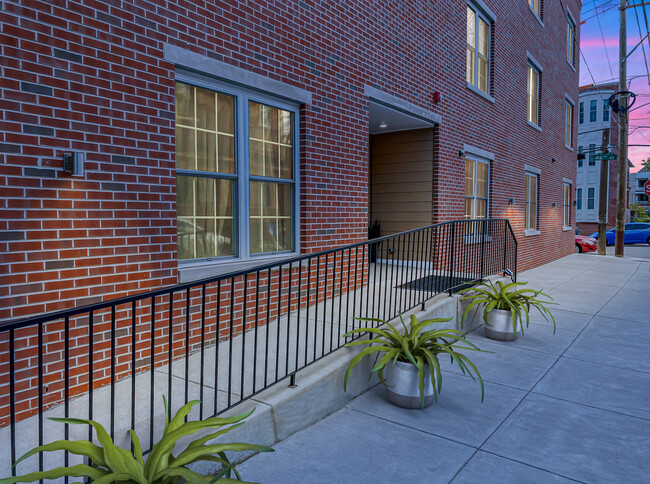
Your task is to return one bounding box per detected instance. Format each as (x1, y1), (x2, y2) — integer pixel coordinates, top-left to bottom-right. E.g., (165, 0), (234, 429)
(632, 1), (650, 84)
(593, 0), (616, 79)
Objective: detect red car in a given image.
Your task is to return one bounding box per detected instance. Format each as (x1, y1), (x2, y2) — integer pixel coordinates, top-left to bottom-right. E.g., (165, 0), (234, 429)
(575, 235), (597, 253)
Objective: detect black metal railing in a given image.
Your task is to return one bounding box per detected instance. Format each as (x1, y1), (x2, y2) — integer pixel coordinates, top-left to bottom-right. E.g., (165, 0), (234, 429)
(0, 218), (516, 476)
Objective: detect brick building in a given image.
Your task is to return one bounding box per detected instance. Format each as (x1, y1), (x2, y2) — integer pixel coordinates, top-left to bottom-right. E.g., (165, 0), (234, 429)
(575, 83), (630, 235)
(1, 0), (580, 320)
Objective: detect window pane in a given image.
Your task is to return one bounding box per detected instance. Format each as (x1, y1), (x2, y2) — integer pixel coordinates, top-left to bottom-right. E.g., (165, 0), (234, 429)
(467, 7), (476, 46)
(477, 162), (488, 198)
(196, 130), (216, 172)
(476, 198), (487, 218)
(603, 101), (609, 122)
(465, 159), (475, 197)
(577, 188), (582, 210)
(478, 18), (489, 57)
(217, 93), (234, 134)
(466, 46), (475, 84)
(175, 82), (194, 127)
(565, 103), (572, 146)
(478, 56), (488, 93)
(465, 198), (474, 219)
(196, 88), (216, 131)
(587, 187), (595, 209)
(250, 181), (292, 253)
(176, 175), (235, 259)
(176, 126), (195, 170)
(250, 101), (293, 180)
(590, 100), (597, 122)
(217, 134), (234, 174)
(527, 67), (539, 125)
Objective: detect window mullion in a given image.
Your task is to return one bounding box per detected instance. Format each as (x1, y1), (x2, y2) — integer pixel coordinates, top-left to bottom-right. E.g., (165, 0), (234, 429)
(239, 94), (251, 260)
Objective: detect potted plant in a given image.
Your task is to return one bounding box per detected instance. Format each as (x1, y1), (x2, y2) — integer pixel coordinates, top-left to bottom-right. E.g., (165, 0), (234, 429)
(1, 398), (273, 484)
(343, 314), (486, 409)
(459, 279), (556, 341)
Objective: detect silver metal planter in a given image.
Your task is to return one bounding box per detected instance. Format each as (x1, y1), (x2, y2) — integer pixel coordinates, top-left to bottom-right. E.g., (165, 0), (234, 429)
(384, 360), (434, 409)
(484, 309), (520, 341)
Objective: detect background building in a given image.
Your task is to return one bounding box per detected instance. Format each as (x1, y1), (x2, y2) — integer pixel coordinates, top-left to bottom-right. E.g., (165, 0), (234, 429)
(630, 168), (650, 209)
(575, 83), (629, 234)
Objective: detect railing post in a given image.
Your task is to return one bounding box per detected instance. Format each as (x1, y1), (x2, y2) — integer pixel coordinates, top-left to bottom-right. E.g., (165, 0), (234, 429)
(448, 222), (456, 296)
(289, 373), (297, 388)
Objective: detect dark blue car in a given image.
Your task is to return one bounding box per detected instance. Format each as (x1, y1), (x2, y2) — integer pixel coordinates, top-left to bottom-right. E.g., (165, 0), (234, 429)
(590, 223), (650, 246)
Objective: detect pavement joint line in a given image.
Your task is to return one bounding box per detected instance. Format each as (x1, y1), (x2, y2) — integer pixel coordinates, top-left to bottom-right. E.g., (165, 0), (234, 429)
(456, 449), (587, 484)
(593, 259), (643, 319)
(454, 257), (645, 481)
(528, 390), (650, 423)
(558, 353), (650, 376)
(585, 313), (650, 326)
(463, 334), (581, 358)
(344, 405), (478, 451)
(451, 258), (619, 477)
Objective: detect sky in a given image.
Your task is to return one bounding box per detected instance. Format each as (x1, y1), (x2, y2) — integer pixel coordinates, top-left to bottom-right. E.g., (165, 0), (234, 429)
(579, 1), (650, 172)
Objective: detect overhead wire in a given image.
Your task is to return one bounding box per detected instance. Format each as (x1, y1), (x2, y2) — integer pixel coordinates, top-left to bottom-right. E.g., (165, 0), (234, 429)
(632, 0), (650, 84)
(593, 0), (616, 79)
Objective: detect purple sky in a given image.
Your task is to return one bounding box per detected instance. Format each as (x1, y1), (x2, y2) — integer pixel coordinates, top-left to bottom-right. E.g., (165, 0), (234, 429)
(580, 1), (650, 172)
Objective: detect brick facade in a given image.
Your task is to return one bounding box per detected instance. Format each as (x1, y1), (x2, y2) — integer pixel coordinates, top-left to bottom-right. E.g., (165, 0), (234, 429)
(1, 0), (579, 319)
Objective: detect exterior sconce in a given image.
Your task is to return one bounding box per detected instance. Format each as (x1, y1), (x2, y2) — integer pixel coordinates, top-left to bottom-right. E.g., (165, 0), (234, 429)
(459, 150), (465, 157)
(552, 202), (557, 207)
(507, 198), (514, 205)
(573, 200), (577, 206)
(551, 157), (556, 163)
(62, 152), (85, 177)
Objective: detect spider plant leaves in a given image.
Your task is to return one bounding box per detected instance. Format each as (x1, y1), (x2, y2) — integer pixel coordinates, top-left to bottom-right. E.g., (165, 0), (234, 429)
(0, 465), (108, 484)
(5, 402), (270, 484)
(343, 314), (486, 407)
(12, 438), (106, 469)
(460, 279), (557, 336)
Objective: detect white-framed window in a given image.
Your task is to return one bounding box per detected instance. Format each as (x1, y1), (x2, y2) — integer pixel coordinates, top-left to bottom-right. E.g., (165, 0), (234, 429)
(578, 145), (583, 167)
(525, 172), (538, 231)
(576, 187), (582, 210)
(527, 63), (540, 126)
(579, 102), (584, 124)
(464, 156), (489, 224)
(565, 98), (573, 147)
(563, 182), (571, 227)
(603, 100), (610, 122)
(587, 187), (595, 210)
(529, 0), (541, 18)
(589, 143), (596, 166)
(589, 99), (597, 122)
(174, 79), (299, 263)
(566, 13), (575, 66)
(466, 4), (491, 95)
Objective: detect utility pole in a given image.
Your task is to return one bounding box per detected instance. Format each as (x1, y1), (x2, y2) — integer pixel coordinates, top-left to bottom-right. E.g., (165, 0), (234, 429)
(615, 0), (628, 258)
(597, 129), (609, 255)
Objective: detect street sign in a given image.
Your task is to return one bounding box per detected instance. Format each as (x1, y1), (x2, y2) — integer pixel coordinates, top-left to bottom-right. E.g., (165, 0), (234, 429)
(645, 179), (650, 197)
(594, 153), (616, 161)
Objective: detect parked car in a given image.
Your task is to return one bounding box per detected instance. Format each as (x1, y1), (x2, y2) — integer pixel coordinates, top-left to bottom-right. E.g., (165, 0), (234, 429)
(589, 223), (650, 246)
(575, 235), (597, 253)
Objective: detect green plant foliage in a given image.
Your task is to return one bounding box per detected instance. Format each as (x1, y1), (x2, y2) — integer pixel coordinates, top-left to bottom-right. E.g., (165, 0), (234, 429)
(459, 279), (556, 337)
(630, 203), (650, 221)
(343, 314), (487, 408)
(1, 398), (273, 484)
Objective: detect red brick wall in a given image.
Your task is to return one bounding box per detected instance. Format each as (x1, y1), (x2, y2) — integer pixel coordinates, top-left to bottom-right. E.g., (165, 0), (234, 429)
(1, 0), (580, 322)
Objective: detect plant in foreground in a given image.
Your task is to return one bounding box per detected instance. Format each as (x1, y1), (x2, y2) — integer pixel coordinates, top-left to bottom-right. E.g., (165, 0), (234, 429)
(459, 279), (556, 337)
(1, 398), (273, 484)
(343, 315), (487, 407)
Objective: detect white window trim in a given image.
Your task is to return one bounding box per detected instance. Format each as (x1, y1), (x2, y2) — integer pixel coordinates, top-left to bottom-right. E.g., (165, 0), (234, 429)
(566, 8), (577, 69)
(526, 53), (542, 130)
(174, 71), (303, 282)
(563, 180), (572, 230)
(528, 0), (544, 26)
(578, 101), (584, 124)
(464, 155), (490, 218)
(565, 94), (574, 150)
(524, 168), (540, 235)
(466, 2), (494, 98)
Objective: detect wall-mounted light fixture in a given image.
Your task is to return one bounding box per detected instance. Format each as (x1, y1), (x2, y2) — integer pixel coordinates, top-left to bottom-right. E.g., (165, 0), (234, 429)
(507, 198), (514, 205)
(379, 121), (388, 129)
(552, 202), (557, 207)
(62, 152), (85, 177)
(459, 150), (465, 157)
(551, 157), (556, 163)
(573, 200), (577, 206)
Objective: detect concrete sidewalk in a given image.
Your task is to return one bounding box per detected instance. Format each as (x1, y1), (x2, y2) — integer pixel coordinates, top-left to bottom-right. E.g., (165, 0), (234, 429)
(236, 254), (650, 483)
